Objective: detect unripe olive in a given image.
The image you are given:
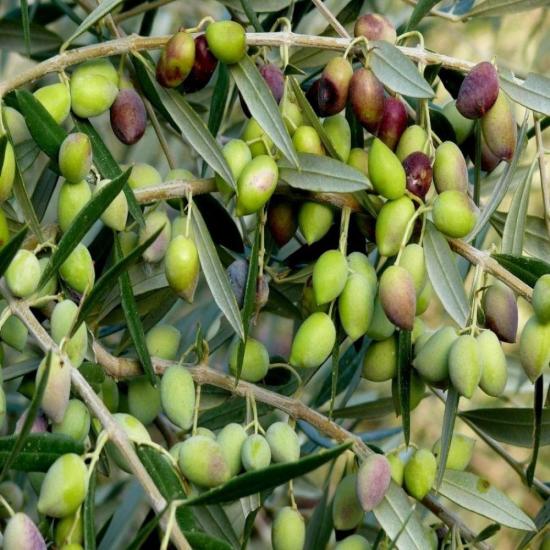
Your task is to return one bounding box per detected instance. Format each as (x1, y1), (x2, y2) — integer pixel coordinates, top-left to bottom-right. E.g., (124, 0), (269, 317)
(242, 118), (274, 157)
(271, 506), (305, 550)
(347, 148), (369, 176)
(482, 283), (518, 343)
(448, 334), (482, 398)
(70, 70), (118, 118)
(156, 31), (195, 88)
(519, 315), (550, 382)
(375, 196), (415, 256)
(73, 59), (119, 85)
(0, 208), (9, 247)
(414, 329), (433, 353)
(433, 433), (475, 471)
(413, 326), (457, 382)
(165, 235), (200, 302)
(312, 249), (348, 305)
(0, 309), (28, 350)
(323, 115), (351, 162)
(266, 422), (300, 463)
(292, 125), (324, 155)
(339, 273), (376, 341)
(332, 474), (363, 530)
(217, 423), (247, 477)
(139, 210), (171, 263)
(110, 413), (151, 471)
(433, 190), (477, 238)
(0, 140), (15, 202)
(181, 35), (218, 93)
(377, 98), (407, 151)
(477, 330), (507, 396)
(481, 91), (517, 161)
(241, 434), (272, 473)
(55, 514), (83, 547)
(396, 125), (429, 161)
(205, 21), (246, 64)
(317, 57), (353, 116)
(356, 454), (392, 511)
(367, 295), (395, 341)
(5, 249), (40, 298)
(298, 202), (333, 245)
(128, 163), (162, 190)
(59, 243), (95, 294)
(216, 139), (252, 196)
(0, 481), (24, 518)
(442, 100), (474, 144)
(433, 141), (468, 194)
(349, 68), (385, 133)
(146, 324), (181, 360)
(3, 512), (47, 550)
(335, 535), (370, 550)
(368, 138), (406, 199)
(229, 337), (269, 382)
(403, 152), (432, 200)
(399, 244), (426, 295)
(34, 83), (71, 124)
(416, 279), (433, 315)
(354, 13), (397, 43)
(160, 365), (195, 430)
(110, 88), (147, 145)
(387, 453), (405, 485)
(100, 376), (119, 413)
(52, 399), (91, 443)
(58, 179), (91, 233)
(363, 336), (397, 382)
(51, 299), (88, 368)
(347, 252), (377, 288)
(281, 100), (303, 136)
(379, 265), (416, 331)
(36, 352), (71, 423)
(128, 377), (161, 425)
(404, 449), (436, 500)
(236, 155), (279, 216)
(533, 274), (550, 323)
(58, 133), (92, 184)
(456, 61), (499, 119)
(95, 178), (128, 231)
(38, 453), (88, 517)
(4, 106), (31, 144)
(267, 198), (297, 247)
(197, 427), (216, 439)
(290, 312), (336, 368)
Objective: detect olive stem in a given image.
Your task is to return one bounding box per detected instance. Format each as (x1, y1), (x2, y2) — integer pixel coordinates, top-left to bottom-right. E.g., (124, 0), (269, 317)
(534, 117), (550, 236)
(86, 430), (109, 482)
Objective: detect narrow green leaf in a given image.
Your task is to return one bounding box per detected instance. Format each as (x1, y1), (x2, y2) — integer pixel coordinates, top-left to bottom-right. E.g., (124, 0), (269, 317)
(185, 443), (351, 506)
(114, 235), (157, 386)
(438, 470), (536, 531)
(191, 207), (244, 340)
(20, 0), (31, 55)
(38, 169), (131, 290)
(304, 485), (333, 550)
(239, 0), (264, 31)
(500, 70), (550, 117)
(491, 254), (550, 288)
(83, 469), (97, 550)
(0, 20), (62, 55)
(467, 0), (548, 18)
(0, 225), (28, 277)
(424, 222), (469, 326)
(65, 0), (124, 45)
(435, 386), (459, 488)
(207, 64), (230, 137)
(31, 162), (59, 222)
(192, 505), (240, 548)
(397, 330), (412, 446)
(278, 153), (369, 192)
(526, 376), (543, 485)
(406, 0), (443, 30)
(231, 56), (299, 167)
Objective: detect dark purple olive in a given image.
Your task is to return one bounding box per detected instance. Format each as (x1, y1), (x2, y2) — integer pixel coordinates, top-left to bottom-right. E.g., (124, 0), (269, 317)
(267, 198), (297, 247)
(317, 57), (353, 116)
(349, 68), (385, 133)
(456, 62), (499, 120)
(402, 152), (432, 199)
(181, 35), (218, 93)
(377, 97), (407, 151)
(354, 13), (396, 43)
(110, 89), (147, 145)
(241, 63), (284, 117)
(306, 80), (327, 116)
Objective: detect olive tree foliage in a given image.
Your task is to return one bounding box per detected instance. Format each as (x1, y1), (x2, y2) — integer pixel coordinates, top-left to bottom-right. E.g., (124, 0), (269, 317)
(0, 0), (548, 548)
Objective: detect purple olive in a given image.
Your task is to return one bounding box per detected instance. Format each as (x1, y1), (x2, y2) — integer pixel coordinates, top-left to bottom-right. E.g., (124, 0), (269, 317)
(317, 57), (353, 116)
(181, 35), (218, 93)
(349, 68), (385, 133)
(377, 97), (407, 151)
(402, 152), (432, 199)
(110, 89), (147, 145)
(456, 62), (499, 120)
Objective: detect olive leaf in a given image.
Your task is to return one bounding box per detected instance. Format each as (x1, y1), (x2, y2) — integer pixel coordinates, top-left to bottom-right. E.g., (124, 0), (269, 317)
(491, 254), (550, 288)
(466, 0), (549, 18)
(406, 0), (443, 30)
(500, 70), (550, 117)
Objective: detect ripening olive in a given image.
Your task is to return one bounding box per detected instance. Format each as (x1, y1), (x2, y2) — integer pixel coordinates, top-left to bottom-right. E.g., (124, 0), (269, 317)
(442, 100), (474, 144)
(165, 235), (200, 302)
(481, 90), (517, 162)
(266, 422), (300, 463)
(110, 88), (147, 145)
(242, 434), (271, 471)
(58, 133), (92, 184)
(332, 474), (363, 530)
(229, 338), (269, 382)
(433, 141), (469, 194)
(181, 35), (218, 93)
(271, 506), (305, 550)
(368, 138), (406, 199)
(403, 152), (432, 199)
(236, 155), (279, 216)
(354, 13), (397, 43)
(290, 312), (336, 368)
(432, 190), (477, 238)
(363, 336), (397, 381)
(156, 31), (195, 88)
(34, 83), (71, 124)
(477, 330), (507, 396)
(377, 98), (407, 151)
(298, 202), (333, 245)
(3, 513), (47, 550)
(52, 399), (91, 443)
(456, 62), (499, 119)
(59, 243), (95, 294)
(448, 334), (482, 398)
(433, 433), (475, 471)
(379, 265), (416, 331)
(292, 126), (324, 155)
(323, 115), (351, 162)
(403, 449), (436, 500)
(146, 324), (181, 360)
(58, 179), (91, 233)
(0, 140), (15, 203)
(216, 139), (252, 196)
(217, 423), (247, 477)
(482, 283), (518, 343)
(205, 21), (246, 64)
(413, 326), (457, 382)
(128, 163), (162, 190)
(356, 454), (392, 511)
(139, 209), (171, 263)
(519, 315), (550, 382)
(375, 196), (415, 256)
(317, 57), (353, 116)
(396, 125), (429, 161)
(349, 68), (385, 133)
(51, 299), (88, 368)
(267, 198), (297, 247)
(5, 249), (41, 298)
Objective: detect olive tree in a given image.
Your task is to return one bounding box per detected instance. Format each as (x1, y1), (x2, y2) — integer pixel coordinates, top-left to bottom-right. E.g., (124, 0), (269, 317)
(0, 0), (548, 548)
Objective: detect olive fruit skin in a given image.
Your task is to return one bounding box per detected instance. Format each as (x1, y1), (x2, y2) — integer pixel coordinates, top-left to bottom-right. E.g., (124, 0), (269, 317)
(477, 330), (507, 396)
(323, 115), (351, 161)
(356, 454), (392, 511)
(366, 295), (395, 341)
(433, 190), (477, 238)
(354, 13), (397, 43)
(271, 506), (305, 550)
(456, 61), (499, 119)
(96, 179), (128, 231)
(128, 163), (162, 190)
(110, 413), (151, 471)
(298, 202), (333, 245)
(377, 98), (407, 151)
(433, 141), (469, 193)
(482, 283), (518, 343)
(59, 243), (95, 294)
(55, 514), (83, 547)
(335, 536), (370, 550)
(347, 252), (377, 287)
(229, 338), (269, 382)
(290, 312), (336, 368)
(165, 235), (200, 302)
(5, 250), (41, 298)
(216, 139), (251, 196)
(403, 449), (436, 500)
(0, 139), (15, 202)
(139, 210), (171, 263)
(481, 91), (516, 161)
(403, 152), (432, 199)
(34, 83), (71, 124)
(128, 378), (161, 425)
(205, 21), (246, 64)
(267, 198), (297, 247)
(292, 125), (324, 155)
(317, 57), (353, 116)
(38, 453), (88, 517)
(448, 334), (482, 398)
(58, 133), (92, 183)
(52, 399), (91, 443)
(217, 423), (247, 476)
(179, 435), (230, 486)
(399, 244), (426, 295)
(0, 206), (10, 247)
(3, 512), (47, 550)
(363, 336), (397, 381)
(266, 422), (300, 463)
(413, 326), (457, 382)
(156, 31), (195, 88)
(110, 88), (147, 145)
(146, 324), (181, 360)
(4, 106), (31, 144)
(480, 133), (501, 172)
(242, 118), (273, 157)
(339, 273), (376, 341)
(433, 433), (475, 471)
(70, 67), (118, 118)
(36, 353), (71, 423)
(379, 265), (416, 331)
(533, 274), (550, 322)
(181, 35), (218, 93)
(241, 434), (271, 471)
(282, 100), (303, 135)
(519, 316), (550, 382)
(236, 155), (279, 216)
(312, 249), (348, 305)
(160, 365), (194, 430)
(443, 100), (474, 144)
(347, 148), (369, 176)
(0, 309), (28, 351)
(51, 299), (88, 368)
(368, 138), (406, 199)
(58, 180), (91, 233)
(375, 196), (415, 257)
(396, 125), (429, 161)
(387, 453), (405, 485)
(73, 59), (118, 85)
(332, 474), (363, 530)
(349, 68), (385, 133)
